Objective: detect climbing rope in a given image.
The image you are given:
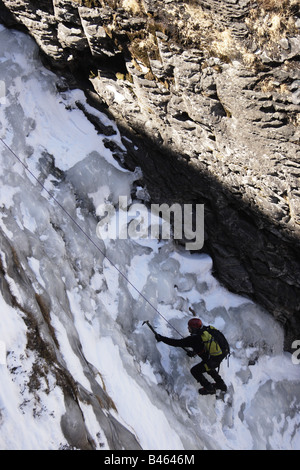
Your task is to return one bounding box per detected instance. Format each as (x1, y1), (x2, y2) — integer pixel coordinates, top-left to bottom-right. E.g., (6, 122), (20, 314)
(0, 136), (184, 338)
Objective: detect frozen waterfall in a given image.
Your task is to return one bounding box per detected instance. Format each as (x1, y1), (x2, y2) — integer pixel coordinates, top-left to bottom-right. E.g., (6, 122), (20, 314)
(0, 25), (299, 451)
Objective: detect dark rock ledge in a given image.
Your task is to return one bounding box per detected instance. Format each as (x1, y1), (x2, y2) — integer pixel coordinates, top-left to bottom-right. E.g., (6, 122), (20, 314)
(0, 0), (299, 350)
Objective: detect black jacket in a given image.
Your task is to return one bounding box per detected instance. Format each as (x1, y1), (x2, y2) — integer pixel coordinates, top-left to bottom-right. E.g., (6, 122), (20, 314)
(158, 332), (205, 356)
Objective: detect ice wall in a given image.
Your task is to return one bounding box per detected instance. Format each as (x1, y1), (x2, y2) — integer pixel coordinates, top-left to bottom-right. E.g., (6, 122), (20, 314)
(0, 25), (299, 450)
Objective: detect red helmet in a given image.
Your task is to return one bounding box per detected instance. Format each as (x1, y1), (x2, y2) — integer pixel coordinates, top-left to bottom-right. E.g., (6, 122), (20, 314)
(188, 318), (202, 330)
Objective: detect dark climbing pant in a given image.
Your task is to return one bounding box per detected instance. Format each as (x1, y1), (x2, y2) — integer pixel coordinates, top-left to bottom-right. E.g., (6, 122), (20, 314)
(190, 355), (226, 390)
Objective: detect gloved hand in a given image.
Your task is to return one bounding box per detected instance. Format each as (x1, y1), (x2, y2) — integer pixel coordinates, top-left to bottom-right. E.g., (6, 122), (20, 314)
(155, 333), (163, 342)
(186, 350), (195, 357)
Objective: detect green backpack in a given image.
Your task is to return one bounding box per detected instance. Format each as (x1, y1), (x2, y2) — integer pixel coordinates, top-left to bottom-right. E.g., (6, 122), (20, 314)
(203, 325), (230, 363)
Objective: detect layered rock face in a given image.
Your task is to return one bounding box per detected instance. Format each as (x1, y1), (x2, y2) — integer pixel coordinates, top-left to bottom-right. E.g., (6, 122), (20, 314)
(0, 0), (299, 348)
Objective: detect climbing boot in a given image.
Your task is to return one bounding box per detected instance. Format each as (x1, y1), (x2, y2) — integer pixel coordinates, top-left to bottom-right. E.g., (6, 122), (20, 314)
(214, 381), (227, 392)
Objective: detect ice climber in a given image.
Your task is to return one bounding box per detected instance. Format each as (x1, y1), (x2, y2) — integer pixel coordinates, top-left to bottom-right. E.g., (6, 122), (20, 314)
(155, 316), (229, 395)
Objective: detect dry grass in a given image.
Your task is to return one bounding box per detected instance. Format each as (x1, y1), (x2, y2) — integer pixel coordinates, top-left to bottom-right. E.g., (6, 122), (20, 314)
(71, 0), (102, 6)
(153, 3), (257, 66)
(256, 0), (298, 11)
(121, 0), (144, 15)
(258, 76), (290, 93)
(210, 30), (237, 59)
(70, 0), (297, 72)
(247, 0), (299, 45)
(176, 3), (214, 47)
(71, 0), (144, 11)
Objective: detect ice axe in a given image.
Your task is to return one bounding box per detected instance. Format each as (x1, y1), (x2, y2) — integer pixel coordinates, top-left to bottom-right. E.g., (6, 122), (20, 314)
(142, 320), (191, 355)
(142, 320), (157, 336)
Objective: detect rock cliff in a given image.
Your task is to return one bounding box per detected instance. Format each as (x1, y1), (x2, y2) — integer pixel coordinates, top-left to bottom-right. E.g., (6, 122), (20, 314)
(0, 0), (299, 349)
